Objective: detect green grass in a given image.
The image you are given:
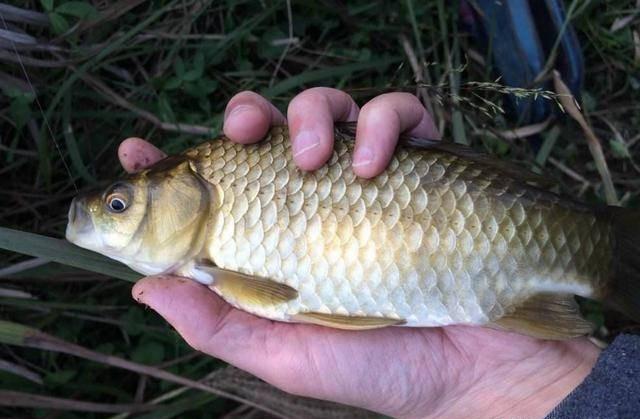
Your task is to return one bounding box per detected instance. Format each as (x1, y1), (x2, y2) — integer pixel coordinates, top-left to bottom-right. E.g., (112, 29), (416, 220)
(1, 0), (640, 417)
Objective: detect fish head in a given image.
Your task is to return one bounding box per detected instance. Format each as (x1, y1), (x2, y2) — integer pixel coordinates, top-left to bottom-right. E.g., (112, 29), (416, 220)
(66, 156), (213, 275)
(66, 180), (145, 256)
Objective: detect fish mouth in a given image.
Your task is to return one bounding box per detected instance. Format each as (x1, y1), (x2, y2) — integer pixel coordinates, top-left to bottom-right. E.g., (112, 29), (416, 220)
(67, 198), (78, 224)
(65, 197), (94, 244)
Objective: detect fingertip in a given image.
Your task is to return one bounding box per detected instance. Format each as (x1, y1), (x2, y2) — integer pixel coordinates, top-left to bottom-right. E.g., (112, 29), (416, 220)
(287, 88), (359, 171)
(131, 277), (147, 303)
(352, 92), (441, 178)
(291, 129), (334, 171)
(352, 148), (392, 179)
(223, 91), (285, 144)
(352, 146), (396, 178)
(118, 138), (166, 173)
(223, 104), (271, 144)
(352, 104), (399, 178)
(131, 275), (194, 308)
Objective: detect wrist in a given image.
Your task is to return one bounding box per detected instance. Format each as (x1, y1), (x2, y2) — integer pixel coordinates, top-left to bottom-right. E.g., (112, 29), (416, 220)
(384, 329), (601, 419)
(441, 337), (600, 419)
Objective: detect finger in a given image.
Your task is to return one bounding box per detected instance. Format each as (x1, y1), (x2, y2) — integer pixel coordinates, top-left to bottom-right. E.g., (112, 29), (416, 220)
(223, 91), (286, 144)
(118, 138), (167, 173)
(131, 276), (306, 385)
(353, 93), (440, 178)
(287, 87), (359, 171)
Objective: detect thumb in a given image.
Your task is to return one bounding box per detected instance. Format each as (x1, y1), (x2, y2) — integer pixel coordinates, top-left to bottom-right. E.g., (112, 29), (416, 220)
(131, 276), (300, 383)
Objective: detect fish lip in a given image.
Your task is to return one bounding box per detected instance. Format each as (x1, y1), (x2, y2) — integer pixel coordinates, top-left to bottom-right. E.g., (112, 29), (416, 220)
(65, 198), (94, 243)
(68, 198), (77, 224)
(65, 198), (77, 241)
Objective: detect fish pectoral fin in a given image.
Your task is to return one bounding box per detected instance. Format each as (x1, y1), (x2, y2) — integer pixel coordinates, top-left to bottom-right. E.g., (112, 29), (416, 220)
(490, 293), (594, 340)
(198, 265), (298, 307)
(292, 312), (406, 330)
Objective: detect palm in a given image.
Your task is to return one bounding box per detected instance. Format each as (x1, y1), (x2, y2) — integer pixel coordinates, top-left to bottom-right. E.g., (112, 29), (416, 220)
(134, 276), (589, 418)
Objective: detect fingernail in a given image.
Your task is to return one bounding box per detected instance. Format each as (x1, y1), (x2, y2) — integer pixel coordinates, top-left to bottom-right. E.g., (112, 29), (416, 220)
(292, 131), (320, 157)
(352, 146), (374, 168)
(227, 104), (252, 121)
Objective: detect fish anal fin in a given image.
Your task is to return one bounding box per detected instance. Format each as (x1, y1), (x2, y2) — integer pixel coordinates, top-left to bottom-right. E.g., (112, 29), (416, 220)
(293, 312), (405, 330)
(490, 294), (594, 340)
(198, 264), (298, 307)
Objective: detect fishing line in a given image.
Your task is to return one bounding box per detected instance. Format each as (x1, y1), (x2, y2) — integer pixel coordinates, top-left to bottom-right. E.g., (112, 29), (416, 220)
(0, 13), (78, 192)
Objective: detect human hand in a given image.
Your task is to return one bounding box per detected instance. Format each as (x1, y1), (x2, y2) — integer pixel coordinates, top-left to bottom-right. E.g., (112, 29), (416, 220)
(221, 88), (439, 177)
(120, 89), (599, 418)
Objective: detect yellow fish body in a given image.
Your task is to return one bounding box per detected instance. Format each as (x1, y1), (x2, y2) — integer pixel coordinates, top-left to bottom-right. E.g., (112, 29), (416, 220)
(66, 125), (640, 339)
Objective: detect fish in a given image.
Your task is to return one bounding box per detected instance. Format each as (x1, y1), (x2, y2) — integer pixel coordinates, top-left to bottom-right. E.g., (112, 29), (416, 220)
(65, 124), (640, 339)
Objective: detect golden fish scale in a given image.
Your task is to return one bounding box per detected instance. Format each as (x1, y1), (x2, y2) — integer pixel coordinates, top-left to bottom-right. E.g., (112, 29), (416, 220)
(184, 126), (612, 326)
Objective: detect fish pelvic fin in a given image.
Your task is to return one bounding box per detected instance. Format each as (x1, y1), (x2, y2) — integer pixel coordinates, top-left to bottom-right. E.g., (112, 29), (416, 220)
(199, 264), (298, 307)
(603, 206), (640, 322)
(490, 294), (594, 340)
(292, 312), (406, 330)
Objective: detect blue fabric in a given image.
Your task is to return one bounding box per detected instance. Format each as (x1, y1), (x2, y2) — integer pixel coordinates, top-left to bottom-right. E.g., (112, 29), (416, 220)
(472, 0), (549, 124)
(530, 0), (584, 97)
(547, 334), (640, 419)
(465, 0), (584, 125)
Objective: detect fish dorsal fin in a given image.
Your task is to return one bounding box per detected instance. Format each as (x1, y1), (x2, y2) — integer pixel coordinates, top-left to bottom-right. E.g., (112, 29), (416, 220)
(333, 121), (358, 138)
(490, 294), (594, 340)
(292, 312), (405, 330)
(199, 264), (298, 307)
(334, 122), (553, 188)
(403, 137), (553, 187)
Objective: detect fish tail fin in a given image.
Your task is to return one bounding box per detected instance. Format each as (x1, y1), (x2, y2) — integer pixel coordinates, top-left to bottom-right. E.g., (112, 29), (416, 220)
(604, 206), (640, 322)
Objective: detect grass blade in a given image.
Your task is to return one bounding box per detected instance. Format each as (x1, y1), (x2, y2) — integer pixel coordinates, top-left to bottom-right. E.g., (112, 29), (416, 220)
(0, 319), (287, 418)
(0, 390), (155, 413)
(0, 359), (43, 384)
(553, 70), (618, 205)
(535, 125), (561, 168)
(0, 227), (139, 282)
(38, 0), (180, 185)
(134, 393), (216, 419)
(63, 91), (95, 183)
(261, 57), (400, 99)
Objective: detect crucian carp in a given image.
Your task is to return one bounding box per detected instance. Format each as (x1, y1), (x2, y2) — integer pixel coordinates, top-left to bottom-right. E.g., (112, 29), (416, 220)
(65, 125), (640, 339)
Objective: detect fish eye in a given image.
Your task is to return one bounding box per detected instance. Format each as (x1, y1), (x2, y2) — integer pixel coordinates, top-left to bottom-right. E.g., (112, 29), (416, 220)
(106, 194), (128, 213)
